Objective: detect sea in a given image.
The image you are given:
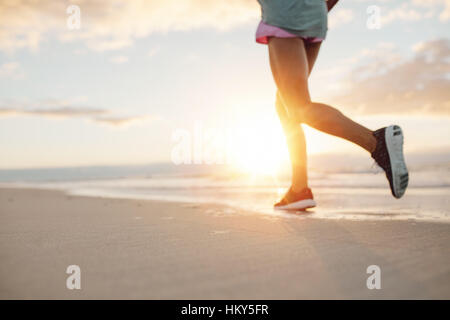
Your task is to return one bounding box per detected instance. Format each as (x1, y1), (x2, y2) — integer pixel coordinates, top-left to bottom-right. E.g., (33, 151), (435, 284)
(1, 153), (449, 222)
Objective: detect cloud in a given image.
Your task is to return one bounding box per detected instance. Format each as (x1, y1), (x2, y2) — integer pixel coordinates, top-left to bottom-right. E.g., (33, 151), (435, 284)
(0, 105), (105, 119)
(380, 3), (424, 25)
(109, 55), (129, 64)
(0, 61), (24, 79)
(2, 1), (448, 53)
(354, 0), (450, 24)
(0, 100), (154, 126)
(411, 0), (450, 22)
(0, 108), (17, 117)
(329, 38), (450, 116)
(94, 115), (154, 127)
(329, 9), (355, 29)
(0, 0), (258, 53)
(148, 45), (160, 58)
(1, 1), (449, 53)
(28, 107), (106, 118)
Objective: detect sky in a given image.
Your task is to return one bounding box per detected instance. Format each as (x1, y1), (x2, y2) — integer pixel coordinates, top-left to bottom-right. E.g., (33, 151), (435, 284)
(0, 0), (449, 169)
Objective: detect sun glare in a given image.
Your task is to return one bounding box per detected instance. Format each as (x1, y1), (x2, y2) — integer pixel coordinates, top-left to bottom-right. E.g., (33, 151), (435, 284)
(228, 122), (337, 175)
(303, 126), (337, 154)
(227, 118), (288, 175)
(213, 100), (337, 177)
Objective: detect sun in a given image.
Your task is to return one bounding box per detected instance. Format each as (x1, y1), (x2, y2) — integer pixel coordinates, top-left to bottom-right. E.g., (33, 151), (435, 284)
(217, 101), (336, 176)
(228, 124), (337, 175)
(226, 118), (289, 175)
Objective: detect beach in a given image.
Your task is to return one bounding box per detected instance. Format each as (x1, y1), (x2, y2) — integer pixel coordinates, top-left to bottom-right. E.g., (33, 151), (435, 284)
(1, 187), (449, 299)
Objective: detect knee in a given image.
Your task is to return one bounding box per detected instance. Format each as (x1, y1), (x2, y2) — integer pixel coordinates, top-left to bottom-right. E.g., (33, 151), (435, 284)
(278, 87), (311, 120)
(273, 97), (296, 132)
(277, 92), (310, 120)
(298, 101), (314, 119)
(289, 100), (313, 124)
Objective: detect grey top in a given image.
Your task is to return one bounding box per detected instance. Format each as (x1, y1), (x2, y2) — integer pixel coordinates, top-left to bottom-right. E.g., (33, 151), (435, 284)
(257, 0), (328, 39)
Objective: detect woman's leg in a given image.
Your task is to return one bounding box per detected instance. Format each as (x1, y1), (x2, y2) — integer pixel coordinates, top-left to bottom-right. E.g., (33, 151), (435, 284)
(276, 93), (307, 191)
(268, 37), (377, 153)
(275, 41), (322, 192)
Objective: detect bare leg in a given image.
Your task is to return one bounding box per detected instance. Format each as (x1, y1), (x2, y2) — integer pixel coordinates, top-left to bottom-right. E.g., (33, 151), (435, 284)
(275, 41), (322, 192)
(276, 93), (307, 191)
(269, 37), (377, 153)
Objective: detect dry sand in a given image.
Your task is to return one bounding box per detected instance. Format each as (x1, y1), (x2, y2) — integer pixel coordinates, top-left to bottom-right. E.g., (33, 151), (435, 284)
(0, 187), (449, 299)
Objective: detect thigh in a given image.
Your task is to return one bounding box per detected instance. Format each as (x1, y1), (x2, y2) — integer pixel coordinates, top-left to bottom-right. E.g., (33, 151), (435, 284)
(275, 40), (322, 124)
(268, 37), (310, 96)
(304, 41), (322, 75)
(268, 37), (311, 121)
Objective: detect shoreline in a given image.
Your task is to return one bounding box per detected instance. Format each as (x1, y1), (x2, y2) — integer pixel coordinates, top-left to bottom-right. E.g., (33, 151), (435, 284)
(1, 187), (449, 299)
(1, 183), (449, 224)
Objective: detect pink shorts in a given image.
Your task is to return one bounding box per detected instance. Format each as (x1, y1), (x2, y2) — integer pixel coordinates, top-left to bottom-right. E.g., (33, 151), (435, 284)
(256, 21), (323, 45)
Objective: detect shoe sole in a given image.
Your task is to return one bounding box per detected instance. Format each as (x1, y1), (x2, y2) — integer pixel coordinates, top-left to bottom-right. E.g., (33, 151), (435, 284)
(385, 125), (409, 198)
(274, 199), (316, 211)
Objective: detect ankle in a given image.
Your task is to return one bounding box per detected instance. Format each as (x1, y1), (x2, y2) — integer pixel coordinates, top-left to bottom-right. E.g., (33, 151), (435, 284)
(291, 184), (308, 193)
(367, 132), (377, 153)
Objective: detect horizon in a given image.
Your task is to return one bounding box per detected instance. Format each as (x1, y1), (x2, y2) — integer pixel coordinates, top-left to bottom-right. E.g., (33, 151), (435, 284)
(0, 149), (448, 180)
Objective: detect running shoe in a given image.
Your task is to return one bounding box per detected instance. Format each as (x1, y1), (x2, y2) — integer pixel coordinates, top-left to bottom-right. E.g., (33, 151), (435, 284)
(372, 125), (409, 198)
(274, 187), (316, 211)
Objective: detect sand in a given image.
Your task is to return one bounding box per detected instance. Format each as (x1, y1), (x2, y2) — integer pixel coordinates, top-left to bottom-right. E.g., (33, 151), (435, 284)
(0, 187), (449, 299)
